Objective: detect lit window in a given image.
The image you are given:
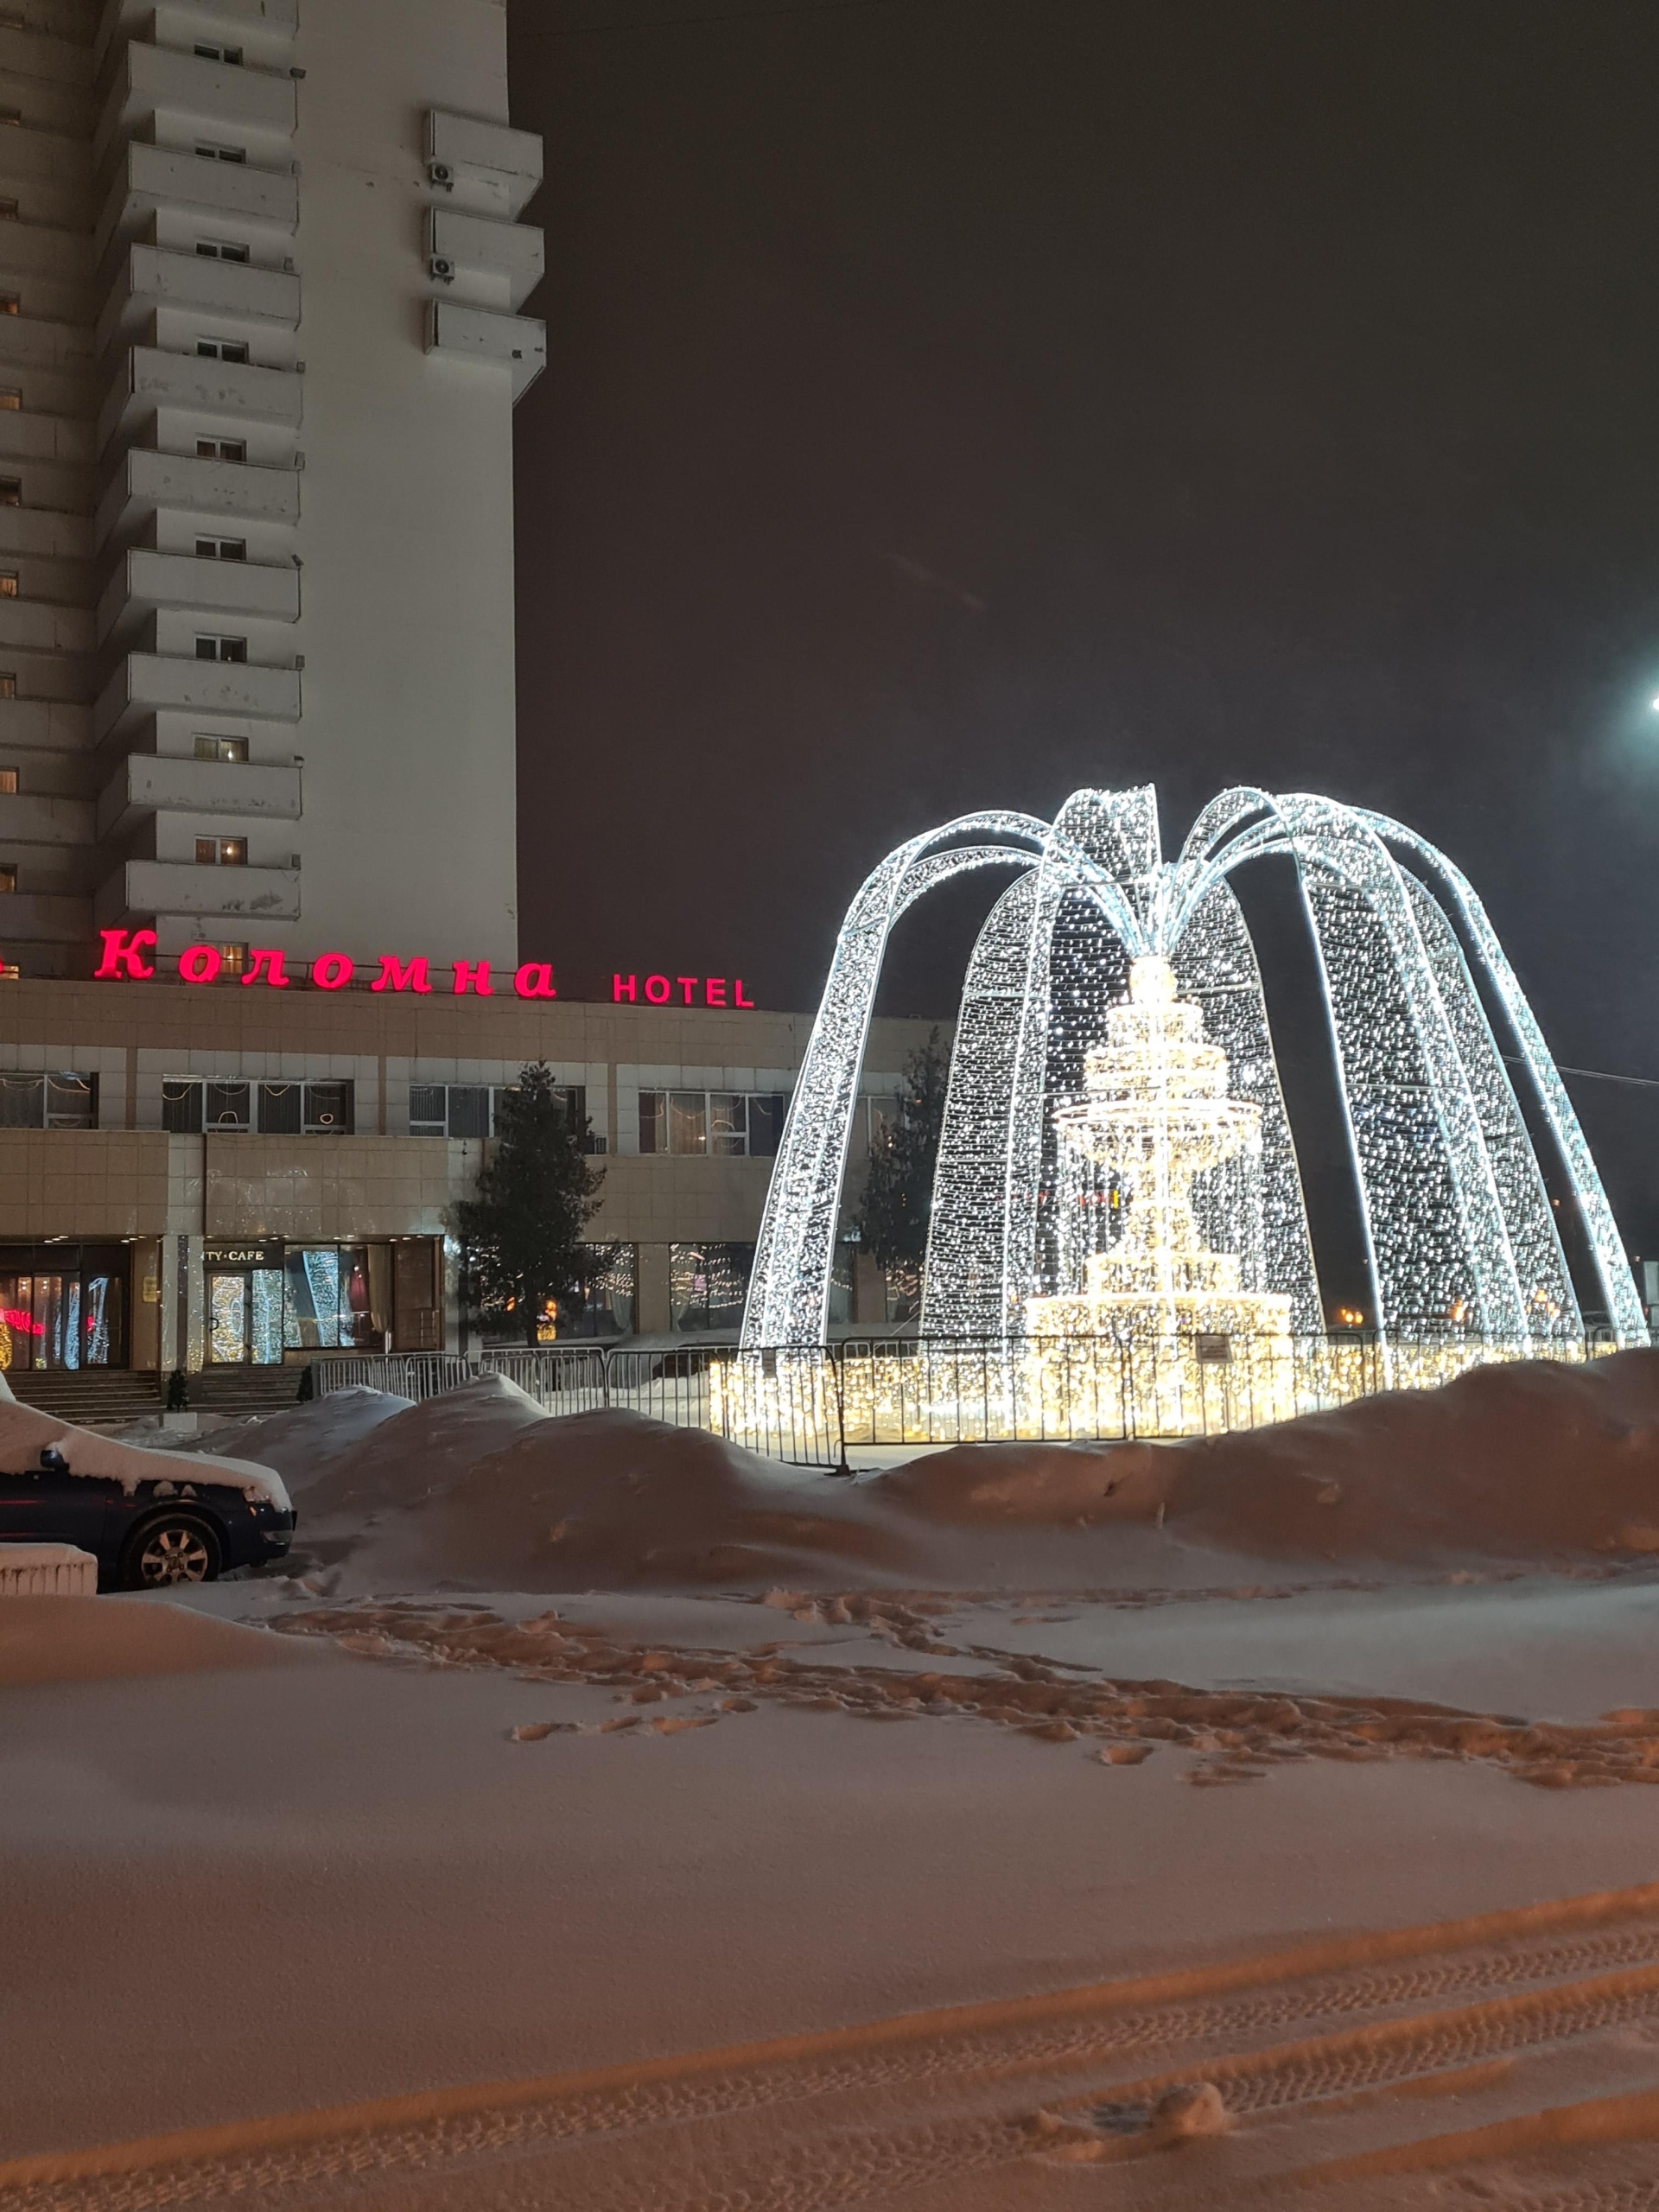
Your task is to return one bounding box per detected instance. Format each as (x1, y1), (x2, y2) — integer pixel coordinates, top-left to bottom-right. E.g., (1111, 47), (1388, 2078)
(194, 733), (249, 762)
(195, 635), (248, 663)
(195, 536), (246, 561)
(196, 338), (250, 364)
(0, 573), (16, 598)
(194, 836), (247, 865)
(635, 1088), (785, 1157)
(219, 943), (248, 976)
(0, 296), (17, 316)
(0, 389), (17, 410)
(0, 864), (16, 893)
(0, 768), (16, 794)
(0, 674), (15, 700)
(197, 437), (247, 463)
(0, 110), (20, 127)
(0, 963), (16, 981)
(0, 479), (19, 505)
(196, 239), (250, 263)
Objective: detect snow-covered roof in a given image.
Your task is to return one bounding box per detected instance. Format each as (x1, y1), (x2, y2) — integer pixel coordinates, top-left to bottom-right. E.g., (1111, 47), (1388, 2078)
(0, 1393), (291, 1515)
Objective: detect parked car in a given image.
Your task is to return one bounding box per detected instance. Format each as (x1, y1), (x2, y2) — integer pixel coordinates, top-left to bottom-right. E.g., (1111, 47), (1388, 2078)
(0, 1446), (296, 1590)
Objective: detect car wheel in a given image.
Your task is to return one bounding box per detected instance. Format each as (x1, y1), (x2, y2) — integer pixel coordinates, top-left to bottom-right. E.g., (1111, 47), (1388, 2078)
(119, 1514), (221, 1591)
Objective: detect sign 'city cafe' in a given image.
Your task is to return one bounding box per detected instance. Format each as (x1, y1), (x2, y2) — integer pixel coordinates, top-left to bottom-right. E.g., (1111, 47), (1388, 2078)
(90, 929), (758, 1006)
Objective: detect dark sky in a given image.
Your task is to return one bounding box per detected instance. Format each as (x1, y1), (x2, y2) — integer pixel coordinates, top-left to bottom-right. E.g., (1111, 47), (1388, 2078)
(506, 0), (1659, 1243)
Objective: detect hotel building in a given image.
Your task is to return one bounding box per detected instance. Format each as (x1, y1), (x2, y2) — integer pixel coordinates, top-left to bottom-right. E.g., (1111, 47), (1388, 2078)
(0, 0), (940, 1402)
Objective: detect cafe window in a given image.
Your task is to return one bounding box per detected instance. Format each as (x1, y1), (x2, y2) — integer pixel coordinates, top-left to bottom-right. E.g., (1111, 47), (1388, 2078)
(670, 1243), (754, 1334)
(638, 1090), (785, 1157)
(556, 1243), (637, 1339)
(0, 1072), (96, 1129)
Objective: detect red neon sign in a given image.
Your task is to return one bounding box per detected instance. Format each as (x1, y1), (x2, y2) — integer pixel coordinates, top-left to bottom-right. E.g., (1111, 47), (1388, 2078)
(92, 931), (758, 1007)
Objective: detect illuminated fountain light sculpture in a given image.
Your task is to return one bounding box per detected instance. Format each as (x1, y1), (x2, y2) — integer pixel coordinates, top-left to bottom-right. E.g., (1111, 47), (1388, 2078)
(728, 786), (1644, 1444)
(1023, 951), (1295, 1433)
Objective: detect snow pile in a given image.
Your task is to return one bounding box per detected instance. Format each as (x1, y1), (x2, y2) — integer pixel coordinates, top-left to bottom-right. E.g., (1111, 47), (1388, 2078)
(0, 1594), (327, 1687)
(297, 1383), (915, 1595)
(139, 1385), (415, 1499)
(0, 1394), (292, 1513)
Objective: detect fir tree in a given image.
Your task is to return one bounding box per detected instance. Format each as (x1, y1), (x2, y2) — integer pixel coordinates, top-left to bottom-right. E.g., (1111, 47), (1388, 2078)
(457, 1063), (605, 1346)
(852, 1028), (950, 1308)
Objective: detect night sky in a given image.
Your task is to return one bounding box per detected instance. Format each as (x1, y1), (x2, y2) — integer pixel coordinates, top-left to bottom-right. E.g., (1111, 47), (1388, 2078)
(506, 0), (1659, 1248)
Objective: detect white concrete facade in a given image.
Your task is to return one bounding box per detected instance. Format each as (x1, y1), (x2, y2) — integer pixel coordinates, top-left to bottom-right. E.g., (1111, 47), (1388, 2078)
(0, 0), (540, 980)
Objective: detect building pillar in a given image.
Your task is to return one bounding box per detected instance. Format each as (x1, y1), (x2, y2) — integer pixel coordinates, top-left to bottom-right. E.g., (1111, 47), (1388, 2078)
(637, 1242), (671, 1336)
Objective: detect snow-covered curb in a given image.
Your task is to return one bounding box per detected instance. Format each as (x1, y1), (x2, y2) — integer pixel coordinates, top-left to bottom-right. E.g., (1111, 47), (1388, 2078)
(0, 1544), (98, 1597)
(0, 1374), (291, 1514)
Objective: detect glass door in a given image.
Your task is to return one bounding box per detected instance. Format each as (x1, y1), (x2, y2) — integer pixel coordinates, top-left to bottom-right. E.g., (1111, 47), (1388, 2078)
(208, 1268), (285, 1364)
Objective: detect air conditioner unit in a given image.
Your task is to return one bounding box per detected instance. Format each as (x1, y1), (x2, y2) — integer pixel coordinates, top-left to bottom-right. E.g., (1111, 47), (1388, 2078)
(427, 159), (455, 188)
(429, 255), (457, 283)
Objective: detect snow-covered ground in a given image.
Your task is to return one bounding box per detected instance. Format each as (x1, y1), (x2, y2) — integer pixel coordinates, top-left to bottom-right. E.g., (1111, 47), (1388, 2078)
(5, 1356), (1659, 2206)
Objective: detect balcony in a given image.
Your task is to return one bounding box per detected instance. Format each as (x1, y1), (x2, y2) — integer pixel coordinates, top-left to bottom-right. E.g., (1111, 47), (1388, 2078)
(0, 888), (92, 944)
(96, 41), (297, 169)
(97, 142), (299, 261)
(96, 447), (301, 547)
(0, 597), (94, 654)
(99, 345), (303, 452)
(97, 855), (301, 926)
(425, 300), (546, 404)
(93, 651), (301, 742)
(99, 0), (299, 63)
(98, 245), (302, 354)
(428, 111), (543, 219)
(98, 550), (300, 644)
(429, 207), (543, 311)
(0, 791), (95, 846)
(97, 752), (301, 841)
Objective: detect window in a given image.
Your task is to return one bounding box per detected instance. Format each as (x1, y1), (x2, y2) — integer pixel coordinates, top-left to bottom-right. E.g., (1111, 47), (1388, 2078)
(194, 836), (247, 865)
(0, 199), (16, 220)
(196, 634), (248, 663)
(0, 963), (16, 982)
(197, 338), (250, 364)
(0, 573), (15, 598)
(194, 41), (244, 63)
(167, 1078), (352, 1135)
(0, 1073), (96, 1129)
(0, 675), (15, 701)
(0, 767), (16, 794)
(408, 1082), (601, 1147)
(0, 294), (17, 315)
(194, 733), (249, 762)
(195, 142), (247, 163)
(0, 479), (19, 505)
(637, 1090), (785, 1157)
(555, 1243), (638, 1340)
(670, 1243), (755, 1334)
(195, 536), (246, 561)
(196, 238), (250, 262)
(197, 437), (246, 462)
(0, 863), (16, 895)
(0, 389), (17, 410)
(219, 943), (247, 976)
(0, 108), (20, 126)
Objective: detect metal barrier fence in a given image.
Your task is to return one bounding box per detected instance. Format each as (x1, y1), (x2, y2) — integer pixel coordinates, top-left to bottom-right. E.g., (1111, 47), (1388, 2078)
(309, 1330), (1614, 1467)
